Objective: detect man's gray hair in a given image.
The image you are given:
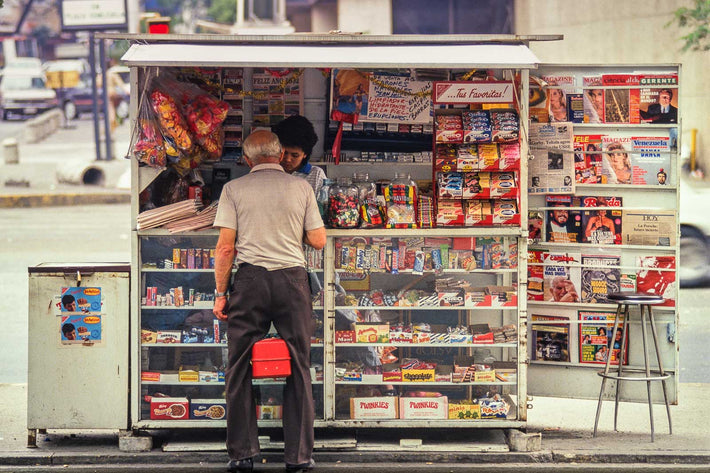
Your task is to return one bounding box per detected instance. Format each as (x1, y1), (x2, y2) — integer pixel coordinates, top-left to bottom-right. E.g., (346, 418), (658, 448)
(243, 131), (283, 164)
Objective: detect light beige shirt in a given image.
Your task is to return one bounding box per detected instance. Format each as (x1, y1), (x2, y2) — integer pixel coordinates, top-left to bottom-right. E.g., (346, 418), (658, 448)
(213, 163), (324, 270)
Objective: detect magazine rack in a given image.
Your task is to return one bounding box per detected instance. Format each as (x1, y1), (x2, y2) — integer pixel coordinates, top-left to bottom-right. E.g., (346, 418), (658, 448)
(526, 64), (680, 406)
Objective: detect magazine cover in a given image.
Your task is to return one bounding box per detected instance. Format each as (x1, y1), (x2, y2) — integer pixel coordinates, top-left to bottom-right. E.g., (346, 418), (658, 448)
(528, 210), (544, 243)
(579, 196), (622, 244)
(527, 249), (546, 301)
(630, 136), (671, 185)
(541, 75), (575, 123)
(531, 314), (571, 362)
(639, 88), (678, 124)
(580, 254), (621, 303)
(579, 310), (628, 365)
(543, 251), (582, 303)
(582, 76), (604, 123)
(574, 134), (604, 184)
(529, 82), (549, 123)
(600, 136), (634, 185)
(637, 256), (676, 307)
(602, 74), (641, 124)
(545, 195), (582, 243)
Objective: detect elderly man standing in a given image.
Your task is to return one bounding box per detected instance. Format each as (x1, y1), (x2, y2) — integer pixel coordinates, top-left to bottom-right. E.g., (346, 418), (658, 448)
(213, 130), (326, 473)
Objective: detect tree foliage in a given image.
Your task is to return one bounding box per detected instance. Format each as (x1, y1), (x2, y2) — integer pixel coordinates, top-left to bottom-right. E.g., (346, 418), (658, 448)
(207, 0), (236, 24)
(669, 0), (710, 51)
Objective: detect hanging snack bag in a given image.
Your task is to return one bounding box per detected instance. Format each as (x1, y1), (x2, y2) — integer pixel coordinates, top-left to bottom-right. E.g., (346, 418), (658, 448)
(150, 88), (193, 153)
(130, 74), (168, 168)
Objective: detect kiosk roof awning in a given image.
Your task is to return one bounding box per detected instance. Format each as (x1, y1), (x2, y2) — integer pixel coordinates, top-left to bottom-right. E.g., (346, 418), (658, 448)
(121, 42), (540, 69)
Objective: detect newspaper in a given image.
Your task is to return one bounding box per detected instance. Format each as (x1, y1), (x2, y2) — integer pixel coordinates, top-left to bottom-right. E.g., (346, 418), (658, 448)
(528, 122), (575, 194)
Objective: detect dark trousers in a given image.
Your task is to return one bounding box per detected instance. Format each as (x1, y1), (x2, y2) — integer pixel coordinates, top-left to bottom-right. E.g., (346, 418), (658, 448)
(224, 264), (314, 465)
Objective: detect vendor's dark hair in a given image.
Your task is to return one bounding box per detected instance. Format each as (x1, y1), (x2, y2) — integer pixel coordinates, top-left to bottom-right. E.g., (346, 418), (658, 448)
(62, 294), (75, 306)
(272, 115), (318, 162)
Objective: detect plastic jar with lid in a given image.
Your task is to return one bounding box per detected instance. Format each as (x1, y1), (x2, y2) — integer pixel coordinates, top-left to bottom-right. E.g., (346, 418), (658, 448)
(328, 177), (360, 228)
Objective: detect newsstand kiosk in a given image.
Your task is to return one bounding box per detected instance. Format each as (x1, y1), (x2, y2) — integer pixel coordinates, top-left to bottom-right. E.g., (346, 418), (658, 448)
(93, 33), (679, 449)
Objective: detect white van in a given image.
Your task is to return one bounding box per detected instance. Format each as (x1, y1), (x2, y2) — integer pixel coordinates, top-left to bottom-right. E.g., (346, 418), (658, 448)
(0, 69), (58, 120)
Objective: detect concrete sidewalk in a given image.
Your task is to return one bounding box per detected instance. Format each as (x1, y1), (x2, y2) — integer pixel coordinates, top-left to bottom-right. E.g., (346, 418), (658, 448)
(0, 117), (131, 208)
(1, 382), (708, 468)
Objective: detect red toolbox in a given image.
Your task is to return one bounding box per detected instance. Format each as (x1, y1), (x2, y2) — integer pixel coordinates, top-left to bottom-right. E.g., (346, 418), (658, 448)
(252, 337), (291, 378)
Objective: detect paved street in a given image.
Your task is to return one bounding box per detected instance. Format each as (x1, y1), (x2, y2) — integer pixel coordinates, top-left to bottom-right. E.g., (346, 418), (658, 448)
(0, 203), (130, 383)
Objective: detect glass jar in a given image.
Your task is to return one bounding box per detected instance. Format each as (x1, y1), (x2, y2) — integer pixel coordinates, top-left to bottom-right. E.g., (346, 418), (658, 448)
(385, 172), (418, 228)
(352, 172), (376, 204)
(317, 178), (333, 224)
(328, 177), (360, 228)
(353, 172), (383, 228)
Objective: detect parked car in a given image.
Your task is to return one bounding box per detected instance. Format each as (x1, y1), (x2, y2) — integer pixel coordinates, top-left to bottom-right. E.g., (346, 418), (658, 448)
(44, 59), (129, 120)
(0, 70), (58, 120)
(679, 170), (710, 286)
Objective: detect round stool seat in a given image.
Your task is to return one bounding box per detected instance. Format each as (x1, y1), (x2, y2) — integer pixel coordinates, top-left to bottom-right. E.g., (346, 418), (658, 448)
(607, 291), (665, 305)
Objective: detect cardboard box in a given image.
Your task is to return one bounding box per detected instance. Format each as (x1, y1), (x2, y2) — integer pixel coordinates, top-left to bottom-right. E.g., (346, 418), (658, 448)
(335, 330), (356, 343)
(480, 398), (510, 418)
(141, 371), (161, 382)
(141, 329), (157, 344)
(401, 368), (435, 382)
(399, 396), (448, 419)
(150, 397), (189, 420)
(190, 399), (227, 420)
(156, 330), (182, 344)
(350, 396), (399, 419)
(198, 371), (220, 382)
(449, 402), (481, 420)
(438, 290), (465, 307)
(353, 324), (389, 343)
(179, 366), (199, 383)
(256, 404), (283, 420)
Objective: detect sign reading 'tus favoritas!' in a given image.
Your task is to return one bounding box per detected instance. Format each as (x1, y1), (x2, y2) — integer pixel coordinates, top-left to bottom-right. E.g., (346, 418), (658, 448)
(433, 81), (513, 104)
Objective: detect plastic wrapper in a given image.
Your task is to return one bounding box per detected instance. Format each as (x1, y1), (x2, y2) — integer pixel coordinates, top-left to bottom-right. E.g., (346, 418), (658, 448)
(129, 75), (167, 168)
(183, 93), (229, 137)
(150, 88), (193, 153)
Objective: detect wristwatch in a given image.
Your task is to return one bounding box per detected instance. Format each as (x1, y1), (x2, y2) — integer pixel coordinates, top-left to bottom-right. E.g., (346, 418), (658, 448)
(215, 291), (229, 298)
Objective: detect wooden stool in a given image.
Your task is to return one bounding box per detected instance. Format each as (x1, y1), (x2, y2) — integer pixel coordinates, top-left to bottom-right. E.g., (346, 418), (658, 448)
(592, 292), (672, 442)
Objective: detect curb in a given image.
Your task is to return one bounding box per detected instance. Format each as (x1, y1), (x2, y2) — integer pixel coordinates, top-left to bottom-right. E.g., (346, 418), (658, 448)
(1, 449), (709, 468)
(0, 192), (130, 208)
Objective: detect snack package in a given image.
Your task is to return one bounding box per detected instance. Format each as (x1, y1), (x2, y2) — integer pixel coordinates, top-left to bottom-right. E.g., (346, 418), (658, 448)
(150, 88), (193, 153)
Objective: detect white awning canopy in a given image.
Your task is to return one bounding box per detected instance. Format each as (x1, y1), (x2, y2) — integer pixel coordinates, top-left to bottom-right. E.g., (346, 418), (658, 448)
(122, 43), (539, 69)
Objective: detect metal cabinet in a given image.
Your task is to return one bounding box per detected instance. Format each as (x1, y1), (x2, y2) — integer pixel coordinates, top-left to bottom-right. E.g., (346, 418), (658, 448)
(27, 263), (130, 445)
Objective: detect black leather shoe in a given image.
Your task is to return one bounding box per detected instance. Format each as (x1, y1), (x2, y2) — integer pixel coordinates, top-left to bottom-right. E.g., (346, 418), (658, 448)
(228, 457), (254, 473)
(285, 458), (315, 472)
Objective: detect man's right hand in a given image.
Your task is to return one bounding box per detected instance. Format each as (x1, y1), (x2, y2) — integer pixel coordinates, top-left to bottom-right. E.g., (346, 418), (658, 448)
(213, 296), (228, 321)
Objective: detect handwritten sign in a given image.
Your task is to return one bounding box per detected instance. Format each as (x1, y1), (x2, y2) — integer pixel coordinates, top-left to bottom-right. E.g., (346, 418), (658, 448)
(366, 74), (432, 124)
(433, 81), (513, 104)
